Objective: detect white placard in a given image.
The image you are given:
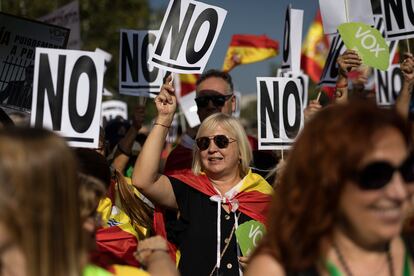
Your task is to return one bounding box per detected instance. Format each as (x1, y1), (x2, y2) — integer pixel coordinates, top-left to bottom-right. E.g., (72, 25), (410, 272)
(319, 0), (374, 34)
(178, 90), (200, 128)
(30, 48), (105, 148)
(318, 34), (346, 87)
(149, 0), (227, 74)
(375, 64), (403, 106)
(281, 5), (304, 74)
(381, 0), (414, 41)
(257, 77), (304, 150)
(0, 12), (69, 111)
(39, 1), (81, 49)
(119, 29), (164, 96)
(282, 71), (309, 109)
(101, 100), (128, 123)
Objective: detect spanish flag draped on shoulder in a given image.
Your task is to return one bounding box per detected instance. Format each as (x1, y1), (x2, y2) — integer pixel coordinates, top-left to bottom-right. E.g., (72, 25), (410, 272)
(301, 11), (329, 83)
(222, 34), (279, 72)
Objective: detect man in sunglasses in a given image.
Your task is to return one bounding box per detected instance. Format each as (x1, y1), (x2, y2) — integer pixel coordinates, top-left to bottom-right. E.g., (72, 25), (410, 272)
(164, 69), (236, 174)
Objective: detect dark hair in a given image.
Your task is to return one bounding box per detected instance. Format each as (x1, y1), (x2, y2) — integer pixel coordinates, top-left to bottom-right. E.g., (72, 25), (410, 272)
(255, 101), (412, 272)
(74, 148), (112, 189)
(196, 69), (234, 92)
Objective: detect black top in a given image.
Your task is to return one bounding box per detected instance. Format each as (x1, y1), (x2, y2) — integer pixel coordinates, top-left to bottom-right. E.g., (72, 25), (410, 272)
(170, 176), (252, 276)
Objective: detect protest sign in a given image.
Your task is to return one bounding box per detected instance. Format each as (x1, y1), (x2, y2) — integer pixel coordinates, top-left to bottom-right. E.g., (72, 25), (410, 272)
(149, 0), (227, 74)
(101, 100), (128, 124)
(31, 48), (105, 148)
(282, 71), (309, 109)
(375, 64), (403, 106)
(380, 0), (414, 40)
(338, 22), (390, 71)
(235, 220), (266, 257)
(318, 34), (346, 87)
(39, 0), (81, 49)
(319, 0), (374, 34)
(281, 5), (303, 74)
(0, 12), (69, 111)
(257, 77), (303, 150)
(120, 29), (164, 96)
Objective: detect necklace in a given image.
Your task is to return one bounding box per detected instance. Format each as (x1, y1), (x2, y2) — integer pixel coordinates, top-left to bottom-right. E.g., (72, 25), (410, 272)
(332, 241), (394, 276)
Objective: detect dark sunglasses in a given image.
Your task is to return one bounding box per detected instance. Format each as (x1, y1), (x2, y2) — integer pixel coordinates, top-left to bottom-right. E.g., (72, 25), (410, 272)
(196, 135), (236, 151)
(195, 94), (233, 108)
(353, 155), (414, 190)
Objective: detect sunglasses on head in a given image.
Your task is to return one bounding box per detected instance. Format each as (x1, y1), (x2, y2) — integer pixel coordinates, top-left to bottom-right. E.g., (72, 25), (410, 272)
(196, 135), (236, 151)
(194, 93), (233, 108)
(353, 155), (414, 190)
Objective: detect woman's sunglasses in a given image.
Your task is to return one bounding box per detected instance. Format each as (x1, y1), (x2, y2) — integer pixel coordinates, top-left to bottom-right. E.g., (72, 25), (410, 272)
(194, 94), (233, 108)
(196, 135), (236, 151)
(354, 155), (414, 190)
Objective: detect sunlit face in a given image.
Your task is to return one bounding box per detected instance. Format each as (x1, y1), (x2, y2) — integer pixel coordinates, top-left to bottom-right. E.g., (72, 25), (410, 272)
(0, 222), (25, 276)
(338, 127), (412, 245)
(198, 124), (240, 179)
(196, 77), (235, 122)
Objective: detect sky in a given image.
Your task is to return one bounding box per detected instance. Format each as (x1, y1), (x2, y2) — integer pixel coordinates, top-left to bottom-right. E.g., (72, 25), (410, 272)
(149, 0), (319, 94)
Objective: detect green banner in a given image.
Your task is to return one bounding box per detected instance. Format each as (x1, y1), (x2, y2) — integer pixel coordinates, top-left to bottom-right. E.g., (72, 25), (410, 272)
(235, 220), (265, 256)
(338, 22), (389, 71)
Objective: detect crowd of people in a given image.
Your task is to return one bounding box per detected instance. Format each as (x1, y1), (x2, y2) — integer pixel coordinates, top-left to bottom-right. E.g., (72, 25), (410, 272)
(0, 50), (414, 276)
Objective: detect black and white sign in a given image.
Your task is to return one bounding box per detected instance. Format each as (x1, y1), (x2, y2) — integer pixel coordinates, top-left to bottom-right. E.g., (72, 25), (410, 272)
(101, 100), (128, 123)
(375, 64), (403, 106)
(120, 29), (164, 96)
(30, 48), (105, 148)
(281, 5), (303, 74)
(319, 0), (374, 34)
(282, 72), (309, 108)
(39, 1), (81, 49)
(257, 77), (304, 150)
(0, 12), (69, 111)
(149, 0), (227, 74)
(380, 0), (414, 40)
(318, 34), (346, 87)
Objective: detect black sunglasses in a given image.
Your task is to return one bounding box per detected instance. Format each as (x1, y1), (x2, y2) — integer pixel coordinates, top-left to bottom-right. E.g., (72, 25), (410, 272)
(196, 135), (236, 151)
(353, 155), (414, 190)
(194, 94), (233, 108)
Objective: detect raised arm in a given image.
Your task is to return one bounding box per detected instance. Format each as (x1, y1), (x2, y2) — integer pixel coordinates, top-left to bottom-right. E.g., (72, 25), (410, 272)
(395, 53), (414, 119)
(335, 50), (362, 104)
(132, 75), (178, 209)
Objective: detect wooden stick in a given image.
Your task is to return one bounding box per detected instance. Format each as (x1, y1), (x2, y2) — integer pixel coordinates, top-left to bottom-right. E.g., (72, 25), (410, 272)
(408, 39), (412, 54)
(316, 91), (322, 103)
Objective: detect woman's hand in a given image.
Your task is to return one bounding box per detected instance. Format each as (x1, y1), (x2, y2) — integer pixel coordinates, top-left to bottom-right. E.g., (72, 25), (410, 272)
(155, 74), (177, 122)
(134, 235), (169, 266)
(337, 50), (362, 77)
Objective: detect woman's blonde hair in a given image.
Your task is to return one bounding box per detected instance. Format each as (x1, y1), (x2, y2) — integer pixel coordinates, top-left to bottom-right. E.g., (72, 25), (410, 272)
(0, 127), (82, 276)
(192, 113), (252, 178)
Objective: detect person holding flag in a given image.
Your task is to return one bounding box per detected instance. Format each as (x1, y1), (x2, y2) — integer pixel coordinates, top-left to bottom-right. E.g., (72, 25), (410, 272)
(132, 75), (273, 276)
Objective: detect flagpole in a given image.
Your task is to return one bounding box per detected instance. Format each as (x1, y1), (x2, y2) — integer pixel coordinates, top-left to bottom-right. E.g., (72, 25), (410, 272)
(344, 0), (349, 23)
(407, 39), (412, 54)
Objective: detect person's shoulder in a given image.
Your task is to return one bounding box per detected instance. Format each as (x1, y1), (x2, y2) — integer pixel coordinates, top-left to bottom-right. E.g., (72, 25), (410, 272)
(245, 253), (285, 276)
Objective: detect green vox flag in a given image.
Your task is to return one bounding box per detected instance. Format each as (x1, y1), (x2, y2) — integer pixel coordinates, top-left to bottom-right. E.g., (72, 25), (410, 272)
(235, 220), (266, 256)
(338, 22), (389, 71)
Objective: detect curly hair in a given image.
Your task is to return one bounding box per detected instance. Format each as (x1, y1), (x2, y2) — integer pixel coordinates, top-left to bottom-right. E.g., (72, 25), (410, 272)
(255, 100), (412, 272)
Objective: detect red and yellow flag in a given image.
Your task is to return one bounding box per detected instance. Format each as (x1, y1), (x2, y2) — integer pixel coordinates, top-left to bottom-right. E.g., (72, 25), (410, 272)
(222, 34), (279, 72)
(179, 73), (199, 97)
(301, 11), (329, 83)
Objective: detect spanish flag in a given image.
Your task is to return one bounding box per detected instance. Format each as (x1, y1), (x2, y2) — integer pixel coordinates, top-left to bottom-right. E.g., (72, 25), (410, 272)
(301, 11), (329, 83)
(179, 73), (199, 97)
(222, 34), (279, 72)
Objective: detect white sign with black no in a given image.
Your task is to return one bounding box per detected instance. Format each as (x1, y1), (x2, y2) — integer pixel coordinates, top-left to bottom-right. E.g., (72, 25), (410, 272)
(119, 29), (164, 96)
(257, 77), (304, 150)
(380, 0), (414, 41)
(30, 48), (104, 148)
(281, 5), (303, 74)
(375, 64), (404, 106)
(149, 0), (227, 74)
(282, 71), (309, 109)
